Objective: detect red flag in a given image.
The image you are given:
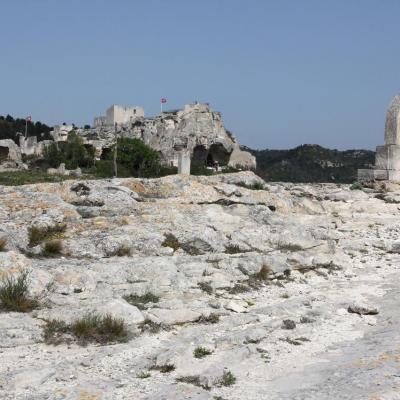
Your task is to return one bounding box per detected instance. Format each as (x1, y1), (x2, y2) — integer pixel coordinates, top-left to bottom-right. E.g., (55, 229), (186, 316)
(26, 116), (32, 122)
(160, 98), (167, 104)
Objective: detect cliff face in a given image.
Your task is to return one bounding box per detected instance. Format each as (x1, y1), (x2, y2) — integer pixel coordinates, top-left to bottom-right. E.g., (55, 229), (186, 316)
(78, 103), (256, 169)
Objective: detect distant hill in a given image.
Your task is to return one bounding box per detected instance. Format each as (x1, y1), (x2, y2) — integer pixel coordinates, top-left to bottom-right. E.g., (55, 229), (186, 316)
(243, 144), (375, 183)
(0, 115), (52, 143)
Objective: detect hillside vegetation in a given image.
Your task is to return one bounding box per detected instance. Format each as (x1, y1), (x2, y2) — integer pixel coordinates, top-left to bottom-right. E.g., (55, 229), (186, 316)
(246, 144), (375, 183)
(0, 115), (52, 142)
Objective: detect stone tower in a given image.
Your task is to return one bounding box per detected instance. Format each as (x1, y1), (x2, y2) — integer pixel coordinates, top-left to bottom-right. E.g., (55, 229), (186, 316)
(358, 93), (400, 182)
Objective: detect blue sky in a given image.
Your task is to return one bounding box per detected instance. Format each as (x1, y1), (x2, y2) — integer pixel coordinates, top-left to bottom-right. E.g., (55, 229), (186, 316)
(1, 0), (400, 150)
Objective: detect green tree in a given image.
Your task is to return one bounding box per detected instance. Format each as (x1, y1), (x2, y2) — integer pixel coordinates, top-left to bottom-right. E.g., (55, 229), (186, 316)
(107, 138), (162, 178)
(43, 132), (94, 169)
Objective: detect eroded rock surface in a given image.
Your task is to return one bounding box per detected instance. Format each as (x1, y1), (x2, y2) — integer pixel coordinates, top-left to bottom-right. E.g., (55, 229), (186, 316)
(1, 172), (400, 399)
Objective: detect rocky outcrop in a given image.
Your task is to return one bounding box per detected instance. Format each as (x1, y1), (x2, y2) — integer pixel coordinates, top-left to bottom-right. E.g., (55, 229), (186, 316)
(77, 103), (256, 170)
(1, 172), (400, 399)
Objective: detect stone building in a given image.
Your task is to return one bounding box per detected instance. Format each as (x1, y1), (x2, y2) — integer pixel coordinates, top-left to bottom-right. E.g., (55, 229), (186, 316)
(358, 93), (400, 182)
(94, 105), (145, 127)
(50, 124), (74, 142)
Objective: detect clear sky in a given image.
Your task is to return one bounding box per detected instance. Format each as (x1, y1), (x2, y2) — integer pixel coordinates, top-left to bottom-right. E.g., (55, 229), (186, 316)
(1, 0), (400, 150)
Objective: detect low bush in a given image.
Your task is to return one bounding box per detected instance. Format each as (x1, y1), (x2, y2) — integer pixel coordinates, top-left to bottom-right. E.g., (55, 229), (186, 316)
(236, 181), (265, 190)
(161, 234), (181, 251)
(0, 237), (6, 251)
(136, 371), (151, 379)
(224, 244), (242, 254)
(150, 364), (175, 373)
(198, 281), (213, 295)
(139, 318), (167, 334)
(196, 313), (220, 324)
(28, 223), (66, 247)
(350, 182), (363, 190)
(123, 293), (159, 310)
(216, 370), (236, 386)
(41, 239), (63, 257)
(176, 375), (210, 390)
(193, 346), (213, 358)
(251, 264), (271, 281)
(0, 270), (39, 312)
(43, 313), (128, 345)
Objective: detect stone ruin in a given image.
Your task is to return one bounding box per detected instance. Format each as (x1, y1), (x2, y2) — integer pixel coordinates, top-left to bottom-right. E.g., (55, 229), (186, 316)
(0, 102), (256, 174)
(358, 93), (400, 182)
(78, 102), (256, 171)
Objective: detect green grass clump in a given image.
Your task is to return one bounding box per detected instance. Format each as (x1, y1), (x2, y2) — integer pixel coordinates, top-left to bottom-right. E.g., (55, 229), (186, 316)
(196, 313), (220, 324)
(0, 237), (7, 251)
(193, 346), (213, 358)
(216, 370), (236, 387)
(236, 181), (265, 190)
(224, 244), (242, 254)
(139, 318), (166, 334)
(42, 319), (69, 345)
(228, 283), (251, 294)
(136, 371), (151, 379)
(123, 292), (159, 310)
(198, 281), (213, 295)
(176, 375), (210, 390)
(150, 364), (175, 373)
(161, 233), (181, 251)
(251, 264), (271, 281)
(41, 239), (63, 257)
(43, 313), (128, 345)
(350, 182), (363, 190)
(28, 223), (66, 247)
(0, 270), (39, 312)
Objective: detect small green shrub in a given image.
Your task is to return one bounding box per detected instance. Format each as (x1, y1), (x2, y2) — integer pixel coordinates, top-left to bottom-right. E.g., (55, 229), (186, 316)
(42, 239), (63, 257)
(43, 313), (128, 345)
(150, 364), (175, 373)
(236, 181), (265, 190)
(228, 283), (251, 294)
(161, 234), (181, 251)
(176, 375), (210, 390)
(123, 293), (159, 310)
(196, 313), (220, 324)
(28, 223), (66, 247)
(136, 371), (151, 379)
(350, 182), (363, 190)
(216, 370), (236, 387)
(224, 244), (242, 254)
(139, 318), (166, 334)
(0, 270), (39, 312)
(251, 264), (271, 281)
(198, 281), (213, 295)
(0, 237), (7, 251)
(193, 346), (213, 358)
(277, 242), (303, 252)
(43, 319), (69, 345)
(71, 314), (127, 343)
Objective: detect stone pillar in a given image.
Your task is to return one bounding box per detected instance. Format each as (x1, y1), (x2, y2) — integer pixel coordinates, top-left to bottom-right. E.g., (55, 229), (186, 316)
(358, 93), (400, 183)
(178, 150), (191, 174)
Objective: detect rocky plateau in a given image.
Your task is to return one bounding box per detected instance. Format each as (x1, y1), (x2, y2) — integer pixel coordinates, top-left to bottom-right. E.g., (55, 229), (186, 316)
(1, 171), (400, 399)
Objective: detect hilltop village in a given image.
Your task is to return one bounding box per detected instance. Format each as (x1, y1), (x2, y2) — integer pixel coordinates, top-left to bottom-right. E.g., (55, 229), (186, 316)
(0, 103), (256, 175)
